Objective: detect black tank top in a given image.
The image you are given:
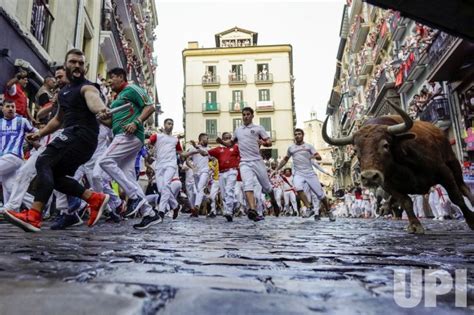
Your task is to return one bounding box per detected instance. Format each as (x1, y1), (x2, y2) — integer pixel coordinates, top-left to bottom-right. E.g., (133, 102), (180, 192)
(58, 78), (99, 134)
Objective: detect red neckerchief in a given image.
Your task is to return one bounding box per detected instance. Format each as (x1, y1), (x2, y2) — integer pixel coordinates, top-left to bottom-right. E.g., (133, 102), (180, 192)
(115, 82), (128, 95)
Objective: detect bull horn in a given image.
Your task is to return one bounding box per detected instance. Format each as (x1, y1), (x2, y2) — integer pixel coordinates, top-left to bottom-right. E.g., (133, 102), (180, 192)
(322, 115), (354, 146)
(386, 99), (413, 135)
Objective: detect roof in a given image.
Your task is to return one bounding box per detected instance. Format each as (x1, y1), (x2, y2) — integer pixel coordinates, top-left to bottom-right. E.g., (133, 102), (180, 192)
(214, 26), (258, 47)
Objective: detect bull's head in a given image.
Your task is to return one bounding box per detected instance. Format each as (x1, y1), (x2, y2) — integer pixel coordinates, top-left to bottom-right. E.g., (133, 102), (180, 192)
(322, 101), (414, 188)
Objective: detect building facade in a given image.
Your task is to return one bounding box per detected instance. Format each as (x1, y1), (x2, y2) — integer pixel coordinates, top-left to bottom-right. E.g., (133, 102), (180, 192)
(326, 0), (474, 190)
(182, 27), (296, 160)
(0, 0), (158, 122)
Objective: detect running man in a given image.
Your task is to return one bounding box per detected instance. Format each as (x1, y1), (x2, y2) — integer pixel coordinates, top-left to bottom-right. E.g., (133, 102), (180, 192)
(96, 67), (157, 230)
(273, 128), (334, 221)
(218, 107), (280, 221)
(4, 48), (110, 232)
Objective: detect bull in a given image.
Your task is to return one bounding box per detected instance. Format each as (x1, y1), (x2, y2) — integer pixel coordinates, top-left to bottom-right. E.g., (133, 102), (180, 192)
(322, 101), (474, 234)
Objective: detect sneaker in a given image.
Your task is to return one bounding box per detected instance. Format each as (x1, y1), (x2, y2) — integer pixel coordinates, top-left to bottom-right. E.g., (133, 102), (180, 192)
(158, 211), (165, 222)
(124, 197), (146, 218)
(133, 210), (161, 230)
(314, 214), (321, 221)
(87, 193), (110, 227)
(305, 209), (316, 218)
(254, 214), (265, 221)
(248, 209), (258, 221)
(207, 212), (216, 218)
(51, 212), (82, 230)
(224, 214), (233, 222)
(107, 209), (122, 223)
(172, 205), (181, 220)
(190, 208), (199, 217)
(4, 209), (42, 232)
(328, 211), (336, 222)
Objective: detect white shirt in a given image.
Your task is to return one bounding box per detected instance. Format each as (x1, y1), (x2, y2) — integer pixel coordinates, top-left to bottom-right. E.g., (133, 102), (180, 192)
(190, 145), (209, 173)
(153, 133), (180, 167)
(0, 116), (36, 158)
(233, 123), (269, 162)
(287, 142), (317, 175)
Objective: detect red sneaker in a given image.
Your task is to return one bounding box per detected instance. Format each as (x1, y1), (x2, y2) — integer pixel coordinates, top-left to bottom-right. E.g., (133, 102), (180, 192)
(4, 209), (42, 232)
(87, 193), (110, 227)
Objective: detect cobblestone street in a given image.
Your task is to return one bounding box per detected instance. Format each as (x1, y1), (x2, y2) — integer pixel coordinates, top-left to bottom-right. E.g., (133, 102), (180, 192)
(0, 216), (473, 314)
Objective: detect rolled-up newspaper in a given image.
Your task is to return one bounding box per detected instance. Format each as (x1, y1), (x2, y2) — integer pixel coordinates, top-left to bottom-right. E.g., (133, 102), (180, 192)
(96, 102), (132, 119)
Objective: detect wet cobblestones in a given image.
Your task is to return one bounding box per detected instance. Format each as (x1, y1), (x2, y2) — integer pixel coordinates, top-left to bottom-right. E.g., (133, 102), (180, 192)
(0, 216), (473, 314)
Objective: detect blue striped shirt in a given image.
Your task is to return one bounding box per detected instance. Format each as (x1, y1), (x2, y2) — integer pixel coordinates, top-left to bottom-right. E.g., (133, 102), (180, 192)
(0, 116), (35, 158)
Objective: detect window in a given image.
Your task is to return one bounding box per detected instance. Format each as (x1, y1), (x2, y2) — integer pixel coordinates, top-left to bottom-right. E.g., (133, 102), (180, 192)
(206, 91), (217, 104)
(206, 65), (216, 76)
(257, 63), (269, 80)
(233, 118), (243, 131)
(259, 117), (272, 131)
(206, 119), (218, 137)
(230, 64), (244, 81)
(258, 89), (271, 101)
(232, 90), (243, 102)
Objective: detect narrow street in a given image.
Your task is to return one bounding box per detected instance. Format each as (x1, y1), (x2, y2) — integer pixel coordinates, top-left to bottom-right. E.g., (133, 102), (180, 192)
(0, 216), (472, 314)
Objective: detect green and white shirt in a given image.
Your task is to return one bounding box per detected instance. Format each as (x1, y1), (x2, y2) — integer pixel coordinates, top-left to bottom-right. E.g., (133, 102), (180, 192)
(110, 84), (152, 143)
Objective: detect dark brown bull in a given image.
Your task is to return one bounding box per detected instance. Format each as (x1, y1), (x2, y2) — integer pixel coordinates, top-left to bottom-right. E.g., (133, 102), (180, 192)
(323, 101), (474, 234)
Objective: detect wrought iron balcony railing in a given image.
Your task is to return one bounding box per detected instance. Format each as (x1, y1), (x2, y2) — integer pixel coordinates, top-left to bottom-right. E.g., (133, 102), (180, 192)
(229, 101), (248, 112)
(202, 102), (220, 113)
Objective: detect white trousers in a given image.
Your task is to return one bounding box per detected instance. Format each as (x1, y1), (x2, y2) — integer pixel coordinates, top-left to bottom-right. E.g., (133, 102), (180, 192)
(155, 165), (178, 213)
(0, 154), (24, 203)
(218, 169), (237, 215)
(193, 172), (209, 208)
(273, 187), (283, 209)
(283, 190), (297, 213)
(185, 180), (196, 208)
(3, 151), (39, 210)
(209, 179), (220, 214)
(294, 173), (325, 200)
(240, 160), (272, 193)
(98, 134), (152, 216)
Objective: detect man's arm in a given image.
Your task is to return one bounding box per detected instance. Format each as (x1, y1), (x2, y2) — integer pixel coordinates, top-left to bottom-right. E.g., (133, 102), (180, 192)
(273, 156), (290, 174)
(26, 107), (64, 141)
(312, 152), (322, 161)
(82, 85), (107, 114)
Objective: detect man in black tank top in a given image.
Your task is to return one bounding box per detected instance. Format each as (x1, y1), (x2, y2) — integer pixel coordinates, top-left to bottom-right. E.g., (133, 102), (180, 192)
(4, 49), (111, 232)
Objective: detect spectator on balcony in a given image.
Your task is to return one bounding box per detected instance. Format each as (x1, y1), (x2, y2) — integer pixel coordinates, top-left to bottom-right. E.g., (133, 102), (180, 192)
(228, 69), (236, 82)
(4, 71), (34, 122)
(35, 75), (56, 111)
(428, 81), (443, 101)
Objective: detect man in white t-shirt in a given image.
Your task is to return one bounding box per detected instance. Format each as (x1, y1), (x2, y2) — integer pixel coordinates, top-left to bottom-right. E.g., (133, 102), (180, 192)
(148, 118), (185, 221)
(187, 133), (211, 217)
(273, 128), (334, 221)
(218, 107), (280, 221)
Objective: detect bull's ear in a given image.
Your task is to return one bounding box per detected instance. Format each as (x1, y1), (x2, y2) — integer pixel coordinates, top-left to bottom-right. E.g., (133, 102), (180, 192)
(394, 132), (416, 142)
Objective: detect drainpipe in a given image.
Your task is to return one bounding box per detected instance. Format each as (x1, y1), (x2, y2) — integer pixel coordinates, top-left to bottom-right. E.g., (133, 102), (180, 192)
(73, 0), (84, 48)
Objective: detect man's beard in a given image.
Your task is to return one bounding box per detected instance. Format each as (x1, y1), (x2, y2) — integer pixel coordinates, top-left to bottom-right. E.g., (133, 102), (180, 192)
(66, 67), (85, 82)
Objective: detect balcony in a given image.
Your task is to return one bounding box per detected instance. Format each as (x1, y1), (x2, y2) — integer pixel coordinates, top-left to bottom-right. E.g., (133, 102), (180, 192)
(419, 98), (450, 125)
(405, 50), (428, 81)
(229, 101), (247, 113)
(229, 74), (247, 85)
(388, 12), (408, 42)
(425, 32), (461, 82)
(30, 0), (54, 49)
(254, 73), (273, 84)
(255, 100), (274, 112)
(356, 75), (367, 86)
(373, 22), (389, 63)
(351, 16), (370, 53)
(202, 102), (220, 113)
(366, 69), (400, 116)
(360, 49), (374, 75)
(202, 75), (220, 87)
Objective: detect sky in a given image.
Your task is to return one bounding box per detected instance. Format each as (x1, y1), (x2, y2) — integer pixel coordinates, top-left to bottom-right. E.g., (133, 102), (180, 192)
(154, 0), (346, 132)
